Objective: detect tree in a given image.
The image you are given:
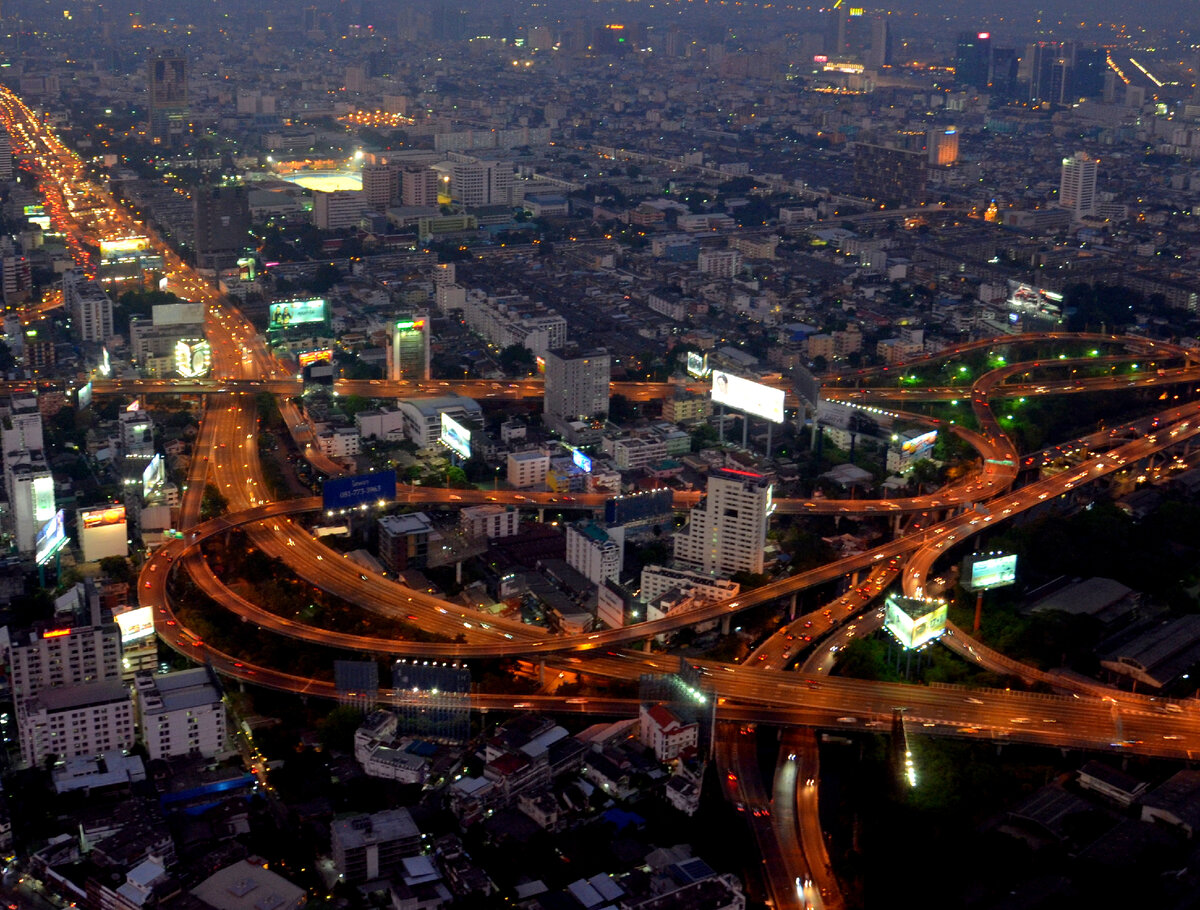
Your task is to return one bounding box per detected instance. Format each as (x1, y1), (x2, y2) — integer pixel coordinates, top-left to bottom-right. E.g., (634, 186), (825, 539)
(99, 556), (134, 586)
(498, 344), (534, 376)
(200, 483), (228, 520)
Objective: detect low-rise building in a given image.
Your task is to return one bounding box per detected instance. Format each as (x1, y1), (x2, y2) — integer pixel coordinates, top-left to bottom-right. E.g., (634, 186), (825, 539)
(331, 809), (422, 884)
(19, 679), (134, 766)
(135, 667), (226, 761)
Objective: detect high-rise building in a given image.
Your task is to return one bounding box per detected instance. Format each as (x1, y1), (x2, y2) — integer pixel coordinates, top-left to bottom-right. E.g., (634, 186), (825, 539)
(6, 454), (54, 555)
(147, 52), (188, 145)
(389, 312), (430, 381)
(852, 143), (927, 205)
(63, 268), (113, 343)
(926, 128), (960, 166)
(1059, 151), (1098, 217)
(313, 189), (366, 230)
(566, 521), (624, 586)
(954, 31), (992, 88)
(0, 132), (12, 181)
(673, 468), (772, 576)
(865, 16), (892, 70)
(193, 184), (251, 271)
(135, 667), (227, 760)
(361, 163), (398, 211)
(2, 590), (122, 704)
(433, 158), (515, 207)
(18, 679), (134, 766)
(543, 346), (610, 429)
(401, 167), (439, 207)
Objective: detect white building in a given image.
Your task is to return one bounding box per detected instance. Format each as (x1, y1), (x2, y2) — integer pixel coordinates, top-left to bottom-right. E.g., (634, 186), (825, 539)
(673, 468), (772, 575)
(566, 522), (623, 586)
(1059, 151), (1098, 218)
(543, 347), (610, 434)
(395, 396), (483, 449)
(6, 455), (55, 555)
(1, 406), (44, 459)
(697, 248), (742, 277)
(507, 450), (549, 489)
(607, 435), (668, 471)
(313, 189), (367, 230)
(460, 504), (521, 539)
(63, 269), (113, 343)
(317, 426), (361, 458)
(460, 290), (567, 356)
(433, 158), (515, 206)
(4, 614), (123, 705)
(18, 679), (134, 765)
(638, 704), (699, 762)
(135, 667), (226, 761)
(639, 565), (740, 604)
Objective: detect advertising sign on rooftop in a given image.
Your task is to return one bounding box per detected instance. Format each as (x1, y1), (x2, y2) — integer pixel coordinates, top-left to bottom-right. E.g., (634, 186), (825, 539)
(440, 413), (472, 460)
(269, 298), (327, 329)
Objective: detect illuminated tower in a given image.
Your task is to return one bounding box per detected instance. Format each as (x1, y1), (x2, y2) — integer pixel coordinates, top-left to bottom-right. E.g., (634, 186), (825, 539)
(1059, 151), (1098, 217)
(389, 313), (430, 381)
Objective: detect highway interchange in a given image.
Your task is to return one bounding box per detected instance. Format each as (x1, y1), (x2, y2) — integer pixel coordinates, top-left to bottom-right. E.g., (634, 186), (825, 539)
(7, 86), (1200, 909)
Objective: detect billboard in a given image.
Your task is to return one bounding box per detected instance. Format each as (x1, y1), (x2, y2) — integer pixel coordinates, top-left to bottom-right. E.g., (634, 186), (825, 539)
(79, 505), (127, 562)
(99, 237), (149, 257)
(962, 552), (1018, 592)
(78, 381), (93, 409)
(571, 447), (593, 473)
(298, 348), (333, 368)
(35, 510), (67, 566)
(440, 412), (472, 459)
(901, 430), (938, 456)
(174, 339), (211, 378)
(686, 351), (710, 378)
(711, 371), (785, 424)
(269, 298), (327, 328)
(237, 256), (257, 281)
(143, 454), (166, 500)
(322, 469), (397, 511)
(114, 605), (154, 644)
(884, 594), (948, 650)
(33, 475), (55, 525)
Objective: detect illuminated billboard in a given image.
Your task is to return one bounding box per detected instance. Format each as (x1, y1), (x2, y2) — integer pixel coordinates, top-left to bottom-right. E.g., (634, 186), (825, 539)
(440, 412), (472, 459)
(174, 339), (211, 378)
(322, 469), (397, 511)
(269, 298), (327, 328)
(142, 454), (166, 500)
(571, 447), (593, 473)
(884, 594), (948, 650)
(962, 552), (1018, 592)
(99, 236), (149, 257)
(237, 256), (257, 281)
(79, 505), (127, 562)
(298, 349), (333, 368)
(711, 371), (785, 424)
(115, 605), (154, 644)
(33, 475), (55, 525)
(78, 381), (93, 409)
(35, 510), (67, 566)
(686, 351), (710, 378)
(901, 430), (938, 456)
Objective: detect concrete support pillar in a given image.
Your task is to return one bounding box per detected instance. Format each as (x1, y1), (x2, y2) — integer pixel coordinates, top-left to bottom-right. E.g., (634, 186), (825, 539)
(721, 615), (732, 635)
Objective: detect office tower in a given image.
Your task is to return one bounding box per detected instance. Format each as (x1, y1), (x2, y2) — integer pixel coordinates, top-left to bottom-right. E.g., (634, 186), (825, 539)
(389, 313), (430, 381)
(401, 166), (439, 207)
(1026, 41), (1074, 107)
(543, 346), (610, 427)
(147, 52), (188, 145)
(1073, 47), (1107, 98)
(990, 46), (1020, 101)
(193, 184), (251, 271)
(954, 31), (992, 88)
(865, 16), (891, 69)
(1059, 151), (1098, 217)
(361, 163), (398, 211)
(62, 268), (113, 343)
(135, 667), (227, 760)
(673, 468), (772, 576)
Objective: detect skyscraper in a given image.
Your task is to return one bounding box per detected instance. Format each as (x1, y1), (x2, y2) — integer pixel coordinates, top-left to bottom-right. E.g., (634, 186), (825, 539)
(147, 52), (188, 145)
(193, 184), (251, 271)
(954, 31), (992, 89)
(390, 313), (430, 381)
(543, 346), (610, 434)
(673, 468), (772, 576)
(1059, 151), (1098, 218)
